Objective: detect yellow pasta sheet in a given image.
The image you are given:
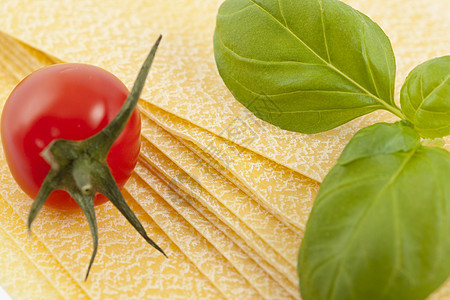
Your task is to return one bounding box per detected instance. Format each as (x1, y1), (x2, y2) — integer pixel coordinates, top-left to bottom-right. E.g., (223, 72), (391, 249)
(0, 227), (65, 300)
(141, 116), (301, 263)
(132, 161), (296, 299)
(135, 158), (300, 298)
(0, 196), (89, 300)
(140, 101), (318, 231)
(139, 136), (298, 285)
(125, 176), (261, 300)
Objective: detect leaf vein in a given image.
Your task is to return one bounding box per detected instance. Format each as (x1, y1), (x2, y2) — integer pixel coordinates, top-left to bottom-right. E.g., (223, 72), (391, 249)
(277, 0), (288, 26)
(360, 17), (381, 99)
(264, 89), (375, 97)
(271, 106), (380, 115)
(218, 35), (325, 67)
(380, 188), (403, 297)
(414, 75), (450, 122)
(318, 0), (331, 63)
(226, 74), (381, 114)
(361, 10), (395, 104)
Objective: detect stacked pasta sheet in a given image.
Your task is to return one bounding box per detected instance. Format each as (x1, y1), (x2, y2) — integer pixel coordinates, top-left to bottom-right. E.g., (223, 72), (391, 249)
(0, 0), (448, 299)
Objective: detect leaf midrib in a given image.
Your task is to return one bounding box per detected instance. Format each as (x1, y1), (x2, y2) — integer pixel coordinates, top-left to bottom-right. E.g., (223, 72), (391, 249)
(226, 73), (380, 114)
(245, 0), (403, 117)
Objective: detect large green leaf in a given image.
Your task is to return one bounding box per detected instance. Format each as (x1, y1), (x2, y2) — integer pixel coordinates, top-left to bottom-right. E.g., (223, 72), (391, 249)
(214, 0), (402, 133)
(298, 122), (450, 300)
(400, 56), (450, 138)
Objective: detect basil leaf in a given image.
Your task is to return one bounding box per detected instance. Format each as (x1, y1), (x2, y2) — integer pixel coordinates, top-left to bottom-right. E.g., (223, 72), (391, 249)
(337, 121), (420, 165)
(400, 56), (450, 138)
(214, 0), (403, 133)
(298, 122), (450, 300)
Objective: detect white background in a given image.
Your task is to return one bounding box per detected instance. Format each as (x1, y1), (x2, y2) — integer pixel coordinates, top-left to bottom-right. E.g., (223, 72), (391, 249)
(0, 286), (11, 300)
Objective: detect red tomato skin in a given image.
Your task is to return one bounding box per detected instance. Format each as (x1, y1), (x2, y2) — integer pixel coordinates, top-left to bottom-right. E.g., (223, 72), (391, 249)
(1, 63), (141, 210)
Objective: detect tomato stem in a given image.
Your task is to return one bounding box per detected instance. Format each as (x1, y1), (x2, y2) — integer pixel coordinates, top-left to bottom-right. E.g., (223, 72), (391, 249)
(87, 35), (162, 158)
(27, 35), (166, 280)
(72, 156), (93, 194)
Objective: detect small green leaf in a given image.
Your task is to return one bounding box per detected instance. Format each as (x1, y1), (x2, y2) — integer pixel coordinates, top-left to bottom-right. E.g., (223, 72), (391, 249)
(298, 122), (450, 300)
(337, 121), (420, 165)
(400, 56), (450, 138)
(214, 0), (402, 133)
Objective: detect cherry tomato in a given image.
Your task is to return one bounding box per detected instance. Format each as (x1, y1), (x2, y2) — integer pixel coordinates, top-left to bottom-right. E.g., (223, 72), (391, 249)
(1, 63), (141, 209)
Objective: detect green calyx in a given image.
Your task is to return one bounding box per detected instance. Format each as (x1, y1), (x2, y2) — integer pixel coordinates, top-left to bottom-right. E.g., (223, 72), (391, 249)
(28, 35), (166, 281)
